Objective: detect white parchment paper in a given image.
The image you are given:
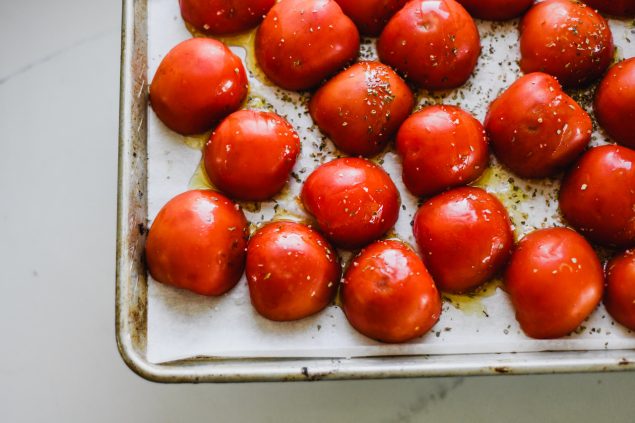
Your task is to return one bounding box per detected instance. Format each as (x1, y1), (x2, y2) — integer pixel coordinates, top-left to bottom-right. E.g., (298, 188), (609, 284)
(146, 0), (635, 363)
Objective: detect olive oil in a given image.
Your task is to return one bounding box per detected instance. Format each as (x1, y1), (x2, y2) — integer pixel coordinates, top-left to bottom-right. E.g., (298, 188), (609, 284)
(443, 279), (503, 316)
(185, 24), (272, 86)
(188, 159), (213, 190)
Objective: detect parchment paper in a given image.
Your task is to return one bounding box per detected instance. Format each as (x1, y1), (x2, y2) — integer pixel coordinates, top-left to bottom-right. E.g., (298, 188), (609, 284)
(146, 0), (635, 363)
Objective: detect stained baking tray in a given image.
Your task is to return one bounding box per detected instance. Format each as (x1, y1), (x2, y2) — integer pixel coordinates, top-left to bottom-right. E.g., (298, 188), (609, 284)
(116, 0), (635, 382)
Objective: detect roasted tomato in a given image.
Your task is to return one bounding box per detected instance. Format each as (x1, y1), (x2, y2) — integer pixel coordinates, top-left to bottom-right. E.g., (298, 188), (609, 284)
(377, 0), (481, 90)
(145, 190), (249, 296)
(605, 250), (635, 331)
(520, 0), (614, 87)
(255, 0), (359, 91)
(505, 227), (604, 339)
(413, 187), (514, 293)
(396, 105), (489, 197)
(149, 38), (248, 135)
(583, 0), (635, 17)
(204, 110), (301, 201)
(246, 221), (340, 321)
(594, 58), (635, 149)
(341, 240), (442, 343)
(301, 158), (400, 249)
(560, 145), (635, 248)
(179, 0), (275, 35)
(484, 73), (592, 178)
(456, 0), (533, 20)
(334, 0), (408, 36)
(310, 61), (414, 157)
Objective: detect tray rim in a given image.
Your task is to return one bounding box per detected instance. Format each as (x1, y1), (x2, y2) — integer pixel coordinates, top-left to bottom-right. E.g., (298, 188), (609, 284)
(116, 0), (635, 383)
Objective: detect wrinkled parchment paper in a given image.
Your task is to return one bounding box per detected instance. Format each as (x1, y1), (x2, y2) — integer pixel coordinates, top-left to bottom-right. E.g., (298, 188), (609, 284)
(146, 0), (635, 363)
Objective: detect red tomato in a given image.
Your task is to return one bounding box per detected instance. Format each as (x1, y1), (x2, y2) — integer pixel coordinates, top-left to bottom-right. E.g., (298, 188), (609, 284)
(145, 190), (249, 296)
(559, 145), (635, 248)
(149, 38), (248, 135)
(301, 158), (400, 249)
(179, 0), (275, 35)
(456, 0), (533, 20)
(484, 73), (592, 178)
(204, 110), (301, 201)
(583, 0), (635, 16)
(341, 240), (442, 343)
(334, 0), (408, 36)
(396, 105), (489, 197)
(520, 0), (614, 88)
(505, 227), (604, 339)
(377, 0), (481, 90)
(309, 61), (414, 157)
(246, 221), (341, 321)
(595, 58), (635, 149)
(255, 0), (359, 91)
(605, 250), (635, 331)
(413, 187), (513, 293)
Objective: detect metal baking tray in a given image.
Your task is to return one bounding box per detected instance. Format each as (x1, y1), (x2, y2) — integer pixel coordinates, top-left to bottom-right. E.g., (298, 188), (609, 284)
(116, 0), (635, 382)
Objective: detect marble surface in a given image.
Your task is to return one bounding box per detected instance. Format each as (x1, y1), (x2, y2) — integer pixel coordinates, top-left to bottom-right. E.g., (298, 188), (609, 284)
(1, 0), (634, 421)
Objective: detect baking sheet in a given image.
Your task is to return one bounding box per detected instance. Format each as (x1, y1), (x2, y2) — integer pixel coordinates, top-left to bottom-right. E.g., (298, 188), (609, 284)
(146, 0), (635, 364)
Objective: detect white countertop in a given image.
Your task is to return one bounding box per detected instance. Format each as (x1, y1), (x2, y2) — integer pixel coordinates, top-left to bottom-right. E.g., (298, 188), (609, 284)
(1, 1), (634, 421)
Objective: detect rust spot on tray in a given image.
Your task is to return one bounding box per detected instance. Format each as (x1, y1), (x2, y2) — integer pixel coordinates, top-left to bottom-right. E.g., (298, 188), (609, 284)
(299, 366), (333, 381)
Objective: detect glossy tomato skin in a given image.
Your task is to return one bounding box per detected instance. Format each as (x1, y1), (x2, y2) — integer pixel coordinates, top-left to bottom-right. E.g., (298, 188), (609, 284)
(413, 187), (514, 293)
(204, 110), (301, 201)
(310, 61), (414, 157)
(520, 0), (614, 88)
(595, 58), (635, 149)
(456, 0), (533, 20)
(341, 240), (442, 343)
(145, 190), (249, 296)
(246, 221), (341, 321)
(255, 0), (359, 91)
(149, 38), (248, 135)
(505, 227), (604, 339)
(605, 250), (635, 331)
(301, 158), (400, 249)
(179, 0), (275, 35)
(560, 145), (635, 248)
(377, 0), (480, 90)
(396, 105), (489, 197)
(334, 0), (408, 36)
(485, 73), (592, 178)
(583, 0), (635, 16)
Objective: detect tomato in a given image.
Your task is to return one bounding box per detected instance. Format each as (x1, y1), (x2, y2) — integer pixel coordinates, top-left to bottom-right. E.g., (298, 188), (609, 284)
(396, 105), (489, 197)
(377, 0), (480, 90)
(204, 110), (301, 201)
(149, 38), (248, 135)
(145, 190), (249, 296)
(179, 0), (275, 35)
(520, 0), (614, 88)
(301, 158), (400, 249)
(559, 145), (635, 248)
(413, 187), (513, 294)
(594, 58), (635, 149)
(246, 221), (340, 321)
(505, 227), (604, 339)
(484, 73), (592, 178)
(255, 0), (359, 91)
(605, 250), (635, 331)
(309, 61), (414, 157)
(341, 240), (442, 343)
(456, 0), (533, 20)
(334, 0), (408, 36)
(582, 0), (635, 17)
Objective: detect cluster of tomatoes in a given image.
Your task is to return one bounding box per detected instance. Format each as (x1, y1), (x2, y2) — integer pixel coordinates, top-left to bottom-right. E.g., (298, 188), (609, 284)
(145, 0), (635, 343)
